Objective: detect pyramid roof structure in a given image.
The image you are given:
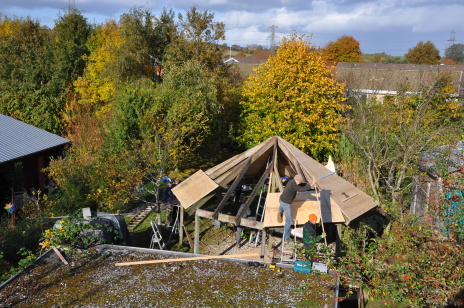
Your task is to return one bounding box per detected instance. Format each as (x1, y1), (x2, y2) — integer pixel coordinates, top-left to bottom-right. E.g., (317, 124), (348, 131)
(173, 136), (377, 228)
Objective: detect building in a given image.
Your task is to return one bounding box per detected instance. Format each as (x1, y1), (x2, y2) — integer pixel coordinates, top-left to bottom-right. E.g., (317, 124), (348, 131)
(0, 114), (70, 206)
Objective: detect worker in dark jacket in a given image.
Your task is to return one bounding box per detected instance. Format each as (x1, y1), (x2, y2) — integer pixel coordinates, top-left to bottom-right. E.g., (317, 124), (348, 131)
(278, 174), (316, 240)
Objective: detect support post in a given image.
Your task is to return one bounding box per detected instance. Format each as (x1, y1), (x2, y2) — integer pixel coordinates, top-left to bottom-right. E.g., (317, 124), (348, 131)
(179, 206), (184, 245)
(260, 228), (266, 259)
(336, 224), (342, 258)
(194, 212), (200, 254)
(267, 229), (273, 252)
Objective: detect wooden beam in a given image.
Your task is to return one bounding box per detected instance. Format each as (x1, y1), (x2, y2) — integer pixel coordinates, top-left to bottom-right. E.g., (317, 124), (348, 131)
(206, 137), (274, 180)
(183, 225), (193, 249)
(235, 158), (274, 226)
(115, 253), (259, 266)
(179, 206), (184, 245)
(196, 209), (264, 229)
(271, 141), (284, 193)
(194, 213), (199, 254)
(260, 228), (266, 259)
(212, 158), (251, 219)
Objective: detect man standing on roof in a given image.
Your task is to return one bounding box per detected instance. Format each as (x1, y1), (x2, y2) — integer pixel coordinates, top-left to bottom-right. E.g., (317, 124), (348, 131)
(278, 174), (317, 241)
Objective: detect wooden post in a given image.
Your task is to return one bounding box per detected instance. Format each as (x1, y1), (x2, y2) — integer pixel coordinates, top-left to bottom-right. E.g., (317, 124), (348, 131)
(260, 228), (266, 259)
(179, 206), (184, 245)
(194, 212), (199, 254)
(315, 187), (328, 246)
(336, 224), (342, 258)
(267, 229), (273, 252)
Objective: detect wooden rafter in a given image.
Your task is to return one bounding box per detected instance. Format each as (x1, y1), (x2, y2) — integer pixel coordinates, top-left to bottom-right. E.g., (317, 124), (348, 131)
(234, 155), (274, 226)
(212, 158), (251, 220)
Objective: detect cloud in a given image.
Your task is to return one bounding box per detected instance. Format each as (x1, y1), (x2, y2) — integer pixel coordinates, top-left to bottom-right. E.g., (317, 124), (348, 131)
(1, 0), (463, 55)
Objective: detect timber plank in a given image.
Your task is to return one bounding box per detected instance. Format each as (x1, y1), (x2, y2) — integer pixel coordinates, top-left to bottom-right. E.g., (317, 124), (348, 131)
(172, 170), (218, 210)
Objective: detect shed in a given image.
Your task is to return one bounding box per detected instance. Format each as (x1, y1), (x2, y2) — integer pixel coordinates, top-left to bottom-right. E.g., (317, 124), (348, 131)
(0, 114), (70, 205)
(173, 136), (378, 258)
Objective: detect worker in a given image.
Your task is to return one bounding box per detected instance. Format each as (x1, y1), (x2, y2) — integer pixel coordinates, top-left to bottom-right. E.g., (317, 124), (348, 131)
(278, 174), (317, 241)
(303, 213), (325, 261)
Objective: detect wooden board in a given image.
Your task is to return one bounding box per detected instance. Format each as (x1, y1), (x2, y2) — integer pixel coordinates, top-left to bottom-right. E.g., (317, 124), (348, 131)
(277, 137), (378, 222)
(172, 170), (218, 210)
(115, 253), (259, 266)
(263, 192), (345, 228)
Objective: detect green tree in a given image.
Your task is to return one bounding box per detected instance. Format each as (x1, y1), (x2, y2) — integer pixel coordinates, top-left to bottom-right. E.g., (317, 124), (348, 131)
(445, 43), (464, 64)
(52, 8), (91, 86)
(0, 16), (69, 133)
(405, 40), (440, 64)
(151, 8), (177, 81)
(164, 6), (225, 70)
(324, 35), (362, 64)
(237, 33), (346, 161)
(340, 73), (463, 208)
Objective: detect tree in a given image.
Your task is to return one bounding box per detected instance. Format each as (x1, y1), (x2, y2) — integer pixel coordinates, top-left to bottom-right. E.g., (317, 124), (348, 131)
(151, 8), (177, 80)
(237, 33), (346, 161)
(0, 16), (64, 133)
(340, 72), (463, 207)
(405, 41), (440, 64)
(445, 43), (464, 64)
(73, 19), (122, 110)
(324, 35), (362, 64)
(52, 8), (91, 86)
(164, 6), (225, 70)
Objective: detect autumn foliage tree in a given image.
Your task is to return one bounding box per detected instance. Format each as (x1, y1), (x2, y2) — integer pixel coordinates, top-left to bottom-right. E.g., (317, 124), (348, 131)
(237, 33), (346, 161)
(405, 40), (440, 64)
(324, 35), (362, 65)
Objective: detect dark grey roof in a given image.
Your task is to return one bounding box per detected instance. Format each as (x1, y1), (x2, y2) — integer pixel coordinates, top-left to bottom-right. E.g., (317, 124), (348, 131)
(0, 114), (70, 163)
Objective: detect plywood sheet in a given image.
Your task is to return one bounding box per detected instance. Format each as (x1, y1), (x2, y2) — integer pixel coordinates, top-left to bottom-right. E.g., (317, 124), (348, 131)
(263, 192), (345, 228)
(172, 170), (218, 210)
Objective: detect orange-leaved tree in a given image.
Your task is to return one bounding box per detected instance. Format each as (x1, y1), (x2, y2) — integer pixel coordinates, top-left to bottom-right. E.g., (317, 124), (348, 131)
(237, 33), (347, 161)
(405, 40), (440, 64)
(324, 35), (362, 65)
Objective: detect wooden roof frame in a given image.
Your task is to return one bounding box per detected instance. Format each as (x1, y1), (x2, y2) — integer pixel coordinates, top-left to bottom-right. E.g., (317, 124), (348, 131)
(172, 136), (378, 227)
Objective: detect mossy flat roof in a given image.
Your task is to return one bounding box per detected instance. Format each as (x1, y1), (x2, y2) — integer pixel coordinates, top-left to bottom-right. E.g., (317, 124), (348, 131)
(1, 245), (336, 307)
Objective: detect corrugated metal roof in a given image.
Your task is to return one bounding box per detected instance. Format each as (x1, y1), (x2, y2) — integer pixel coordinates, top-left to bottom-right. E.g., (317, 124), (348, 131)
(0, 114), (70, 163)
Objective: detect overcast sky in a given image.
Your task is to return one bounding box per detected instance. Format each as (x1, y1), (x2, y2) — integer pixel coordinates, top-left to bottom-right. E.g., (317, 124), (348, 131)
(1, 0), (463, 56)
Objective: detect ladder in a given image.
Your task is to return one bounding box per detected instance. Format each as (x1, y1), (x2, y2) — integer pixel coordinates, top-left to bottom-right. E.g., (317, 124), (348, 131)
(150, 219), (166, 250)
(253, 188), (267, 246)
(280, 219), (298, 263)
(167, 204), (181, 243)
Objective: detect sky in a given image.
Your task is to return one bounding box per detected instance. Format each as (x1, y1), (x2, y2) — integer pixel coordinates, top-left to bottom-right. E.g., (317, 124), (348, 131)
(1, 0), (463, 57)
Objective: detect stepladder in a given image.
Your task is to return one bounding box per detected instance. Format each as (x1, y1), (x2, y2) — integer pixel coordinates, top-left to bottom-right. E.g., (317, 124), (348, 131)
(150, 219), (165, 250)
(279, 219), (298, 263)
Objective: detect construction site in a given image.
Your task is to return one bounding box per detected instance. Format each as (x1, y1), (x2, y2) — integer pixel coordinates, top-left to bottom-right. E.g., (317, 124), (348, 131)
(1, 136), (380, 307)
